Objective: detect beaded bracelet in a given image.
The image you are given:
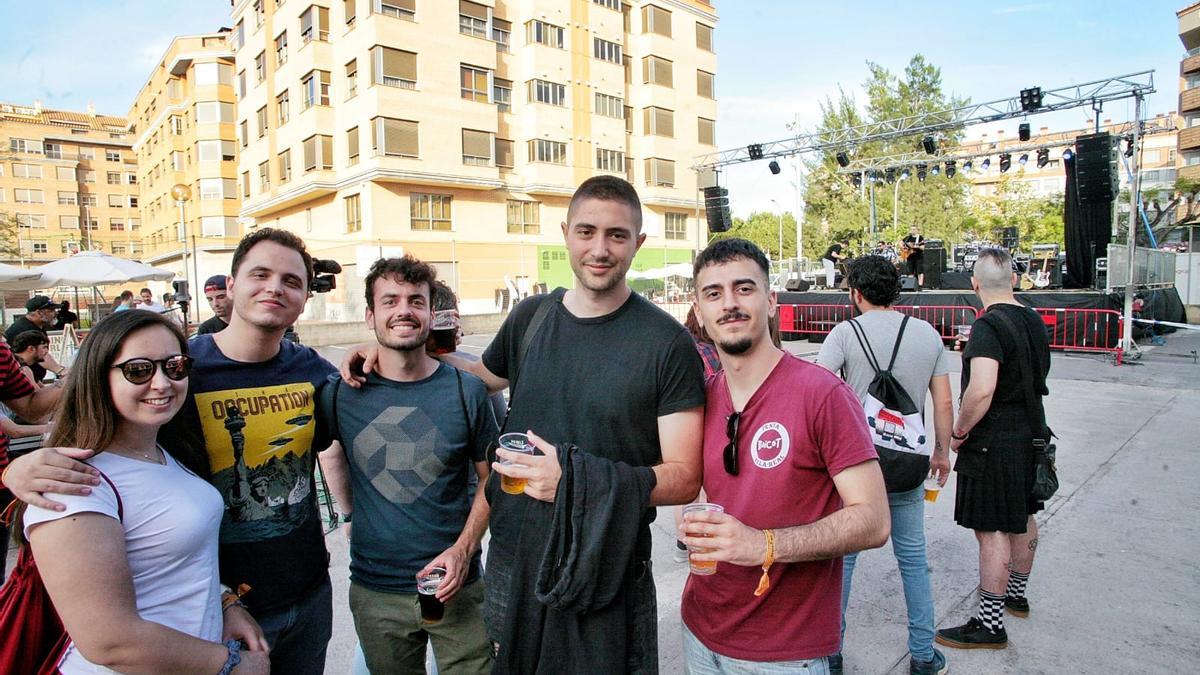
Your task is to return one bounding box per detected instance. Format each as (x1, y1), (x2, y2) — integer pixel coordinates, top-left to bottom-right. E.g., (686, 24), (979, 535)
(217, 640), (241, 675)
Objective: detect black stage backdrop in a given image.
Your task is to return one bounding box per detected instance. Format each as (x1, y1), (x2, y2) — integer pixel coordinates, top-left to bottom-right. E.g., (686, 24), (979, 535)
(1062, 153), (1112, 289)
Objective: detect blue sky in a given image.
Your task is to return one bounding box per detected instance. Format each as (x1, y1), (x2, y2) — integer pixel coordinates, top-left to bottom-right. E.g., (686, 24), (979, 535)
(0, 1), (1188, 217)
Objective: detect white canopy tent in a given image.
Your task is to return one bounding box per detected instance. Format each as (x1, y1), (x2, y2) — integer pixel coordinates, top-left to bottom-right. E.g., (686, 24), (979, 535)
(627, 262), (694, 280)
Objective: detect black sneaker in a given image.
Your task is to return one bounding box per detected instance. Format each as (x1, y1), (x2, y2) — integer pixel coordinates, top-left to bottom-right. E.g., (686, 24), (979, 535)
(828, 653), (843, 675)
(910, 648), (948, 674)
(1005, 595), (1029, 618)
(935, 617), (1007, 650)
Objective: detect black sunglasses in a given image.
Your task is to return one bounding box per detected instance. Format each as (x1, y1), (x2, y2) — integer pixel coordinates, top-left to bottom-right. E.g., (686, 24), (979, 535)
(112, 355), (194, 384)
(723, 412), (740, 476)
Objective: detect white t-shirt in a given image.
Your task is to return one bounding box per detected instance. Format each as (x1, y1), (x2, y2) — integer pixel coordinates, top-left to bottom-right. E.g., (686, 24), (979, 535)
(24, 450), (225, 674)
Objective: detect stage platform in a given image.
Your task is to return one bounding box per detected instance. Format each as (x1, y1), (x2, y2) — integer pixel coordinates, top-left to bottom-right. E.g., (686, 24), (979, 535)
(777, 287), (1186, 350)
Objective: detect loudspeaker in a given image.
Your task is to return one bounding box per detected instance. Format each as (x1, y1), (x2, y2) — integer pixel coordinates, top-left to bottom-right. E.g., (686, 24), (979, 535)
(1075, 132), (1118, 204)
(922, 248), (945, 289)
(784, 278), (811, 292)
(1001, 226), (1019, 250)
(900, 275), (918, 291)
(703, 186), (733, 233)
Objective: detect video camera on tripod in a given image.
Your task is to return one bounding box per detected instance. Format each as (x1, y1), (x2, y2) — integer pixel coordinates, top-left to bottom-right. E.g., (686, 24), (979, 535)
(311, 258), (341, 293)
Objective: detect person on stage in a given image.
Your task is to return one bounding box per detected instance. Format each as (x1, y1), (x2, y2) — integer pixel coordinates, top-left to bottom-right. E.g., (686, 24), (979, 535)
(822, 240), (850, 289)
(902, 227), (926, 288)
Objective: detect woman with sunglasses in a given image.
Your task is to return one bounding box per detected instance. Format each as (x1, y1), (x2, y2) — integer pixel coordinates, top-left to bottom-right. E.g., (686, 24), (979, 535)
(21, 311), (269, 674)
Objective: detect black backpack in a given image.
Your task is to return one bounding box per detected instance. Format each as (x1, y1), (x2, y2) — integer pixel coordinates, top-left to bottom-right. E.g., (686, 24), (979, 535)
(847, 315), (931, 492)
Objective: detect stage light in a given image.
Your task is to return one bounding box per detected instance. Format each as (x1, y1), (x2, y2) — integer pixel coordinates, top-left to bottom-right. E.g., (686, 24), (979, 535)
(981, 157), (991, 170)
(945, 160), (957, 178)
(1124, 135), (1135, 157)
(768, 160), (781, 174)
(836, 151), (850, 167)
(1036, 148), (1049, 168)
(963, 159), (973, 172)
(1062, 148), (1074, 161)
(850, 172), (862, 187)
(1018, 123), (1031, 142)
(748, 144), (764, 160)
(1018, 153), (1029, 166)
(885, 167), (896, 184)
(930, 164), (941, 176)
(917, 163), (928, 182)
(922, 136), (937, 154)
(1020, 87), (1044, 112)
(901, 167), (911, 179)
(999, 153), (1012, 172)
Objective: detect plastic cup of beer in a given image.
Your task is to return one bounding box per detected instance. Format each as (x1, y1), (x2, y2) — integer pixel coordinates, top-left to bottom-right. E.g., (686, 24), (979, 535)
(682, 503), (724, 575)
(497, 432), (537, 495)
(430, 309), (459, 355)
(924, 475), (942, 503)
(416, 567), (446, 623)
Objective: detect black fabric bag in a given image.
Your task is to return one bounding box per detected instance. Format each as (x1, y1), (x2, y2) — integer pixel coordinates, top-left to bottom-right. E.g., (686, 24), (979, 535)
(983, 310), (1059, 501)
(847, 315), (930, 492)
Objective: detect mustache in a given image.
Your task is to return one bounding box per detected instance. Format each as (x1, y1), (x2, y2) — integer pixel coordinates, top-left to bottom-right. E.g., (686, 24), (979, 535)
(717, 311), (751, 324)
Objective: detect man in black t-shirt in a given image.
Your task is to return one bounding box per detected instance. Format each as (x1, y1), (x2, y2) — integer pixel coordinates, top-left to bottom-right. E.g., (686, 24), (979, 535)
(5, 296), (68, 382)
(822, 240), (849, 288)
(194, 274), (232, 335)
(937, 248), (1050, 651)
(902, 226), (926, 286)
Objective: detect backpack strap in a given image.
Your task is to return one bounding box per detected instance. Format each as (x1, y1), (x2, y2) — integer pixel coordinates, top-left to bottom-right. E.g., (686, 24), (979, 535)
(980, 309), (1050, 442)
(91, 465), (123, 523)
(502, 287), (563, 432)
(847, 319), (882, 373)
(330, 377), (344, 445)
(886, 314), (911, 372)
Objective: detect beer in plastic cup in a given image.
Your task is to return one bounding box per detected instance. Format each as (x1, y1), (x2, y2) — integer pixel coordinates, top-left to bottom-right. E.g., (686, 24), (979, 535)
(417, 568), (446, 623)
(924, 475), (941, 503)
(682, 503), (725, 575)
(497, 432), (536, 495)
(430, 309), (459, 355)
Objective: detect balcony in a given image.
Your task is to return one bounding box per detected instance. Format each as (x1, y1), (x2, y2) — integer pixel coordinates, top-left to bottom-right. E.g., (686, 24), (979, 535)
(1181, 126), (1200, 151)
(1179, 164), (1200, 182)
(1183, 54), (1200, 76)
(1181, 87), (1200, 113)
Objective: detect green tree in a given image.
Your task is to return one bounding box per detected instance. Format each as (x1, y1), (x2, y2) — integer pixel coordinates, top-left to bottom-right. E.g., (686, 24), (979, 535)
(0, 212), (24, 261)
(799, 55), (973, 258)
(711, 211), (798, 260)
(968, 173), (1064, 246)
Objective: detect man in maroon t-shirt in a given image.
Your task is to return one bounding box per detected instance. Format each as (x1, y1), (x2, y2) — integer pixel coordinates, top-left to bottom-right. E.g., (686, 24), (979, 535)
(679, 238), (890, 672)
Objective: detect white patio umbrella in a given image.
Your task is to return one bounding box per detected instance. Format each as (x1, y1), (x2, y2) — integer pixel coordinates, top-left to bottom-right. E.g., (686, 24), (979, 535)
(33, 250), (174, 286)
(627, 262), (695, 280)
(0, 262), (49, 291)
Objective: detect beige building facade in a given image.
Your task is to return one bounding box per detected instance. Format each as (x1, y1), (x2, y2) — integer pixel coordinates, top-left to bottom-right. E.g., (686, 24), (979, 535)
(230, 0), (717, 317)
(0, 102), (138, 265)
(127, 32), (243, 314)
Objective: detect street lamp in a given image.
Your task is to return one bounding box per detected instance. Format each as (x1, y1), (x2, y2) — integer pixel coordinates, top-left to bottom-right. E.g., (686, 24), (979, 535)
(769, 198), (784, 263)
(170, 183), (196, 322)
(893, 172), (911, 233)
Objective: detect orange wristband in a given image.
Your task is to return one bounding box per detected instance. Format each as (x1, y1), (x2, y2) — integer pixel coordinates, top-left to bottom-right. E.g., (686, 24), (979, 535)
(753, 529), (776, 597)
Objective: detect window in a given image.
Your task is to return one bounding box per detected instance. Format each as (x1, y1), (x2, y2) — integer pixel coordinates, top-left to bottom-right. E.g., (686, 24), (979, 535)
(31, 242), (48, 255)
(461, 65), (490, 102)
(345, 0), (356, 27)
(698, 117), (715, 145)
(45, 143), (63, 159)
(255, 51), (266, 82)
(79, 147), (94, 160)
(112, 243), (127, 255)
(127, 173), (137, 186)
(376, 0), (415, 20)
(459, 0), (488, 38)
(595, 92), (623, 118)
(644, 106), (674, 137)
(594, 0), (619, 10)
(462, 129), (493, 165)
(528, 139), (567, 164)
(240, 120), (249, 147)
(257, 106), (268, 137)
(345, 194), (362, 232)
(200, 177), (237, 200)
(645, 157), (675, 187)
(128, 196), (138, 208)
(279, 150), (292, 182)
(372, 46), (416, 89)
(238, 70), (247, 98)
(110, 218), (126, 231)
(643, 56), (673, 87)
(410, 193), (452, 231)
(108, 194), (124, 207)
(301, 5), (330, 42)
(596, 148), (625, 173)
(277, 90), (290, 125)
(242, 171), (251, 198)
(593, 37), (622, 64)
(496, 138), (514, 168)
(529, 79), (566, 106)
(259, 161), (271, 191)
(642, 5), (671, 36)
(60, 215), (80, 229)
(347, 127), (359, 164)
(13, 164), (41, 179)
(254, 0), (265, 27)
(172, 151), (184, 171)
(302, 69), (331, 107)
(198, 139), (237, 161)
(81, 193), (97, 206)
(507, 199), (540, 234)
(697, 70), (715, 99)
(202, 216), (237, 237)
(696, 23), (714, 51)
(194, 62), (233, 86)
(170, 115), (184, 135)
(372, 117), (419, 157)
(275, 31), (288, 66)
(15, 214), (46, 228)
(9, 138), (44, 154)
(58, 191), (78, 205)
(664, 212), (686, 240)
(492, 18), (511, 51)
(527, 20), (564, 48)
(303, 134), (334, 170)
(195, 101), (235, 123)
(15, 189), (43, 204)
(56, 166), (76, 181)
(493, 78), (512, 112)
(106, 150), (122, 162)
(346, 59), (358, 97)
(81, 170), (96, 183)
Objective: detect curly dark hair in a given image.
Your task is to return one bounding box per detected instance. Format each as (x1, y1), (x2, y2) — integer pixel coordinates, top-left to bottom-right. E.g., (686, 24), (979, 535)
(693, 238), (770, 281)
(847, 255), (901, 307)
(364, 255), (438, 309)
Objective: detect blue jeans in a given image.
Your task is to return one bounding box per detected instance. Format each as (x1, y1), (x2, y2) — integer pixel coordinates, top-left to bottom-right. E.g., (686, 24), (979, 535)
(841, 485), (935, 662)
(255, 577), (333, 675)
(683, 624), (829, 674)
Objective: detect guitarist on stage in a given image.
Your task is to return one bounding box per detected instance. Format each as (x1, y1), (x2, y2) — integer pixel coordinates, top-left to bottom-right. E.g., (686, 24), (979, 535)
(902, 226), (926, 288)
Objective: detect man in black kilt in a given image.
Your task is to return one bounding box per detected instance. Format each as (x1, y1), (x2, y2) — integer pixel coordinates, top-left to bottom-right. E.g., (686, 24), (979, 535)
(936, 248), (1051, 650)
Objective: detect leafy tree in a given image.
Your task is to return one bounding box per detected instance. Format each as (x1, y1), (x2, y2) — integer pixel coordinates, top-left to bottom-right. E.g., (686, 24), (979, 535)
(968, 173), (1064, 246)
(1126, 176), (1200, 246)
(710, 211), (798, 260)
(0, 212), (24, 261)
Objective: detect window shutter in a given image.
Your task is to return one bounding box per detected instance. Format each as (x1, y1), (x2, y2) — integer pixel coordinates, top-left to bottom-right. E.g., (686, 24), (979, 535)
(460, 0), (488, 20)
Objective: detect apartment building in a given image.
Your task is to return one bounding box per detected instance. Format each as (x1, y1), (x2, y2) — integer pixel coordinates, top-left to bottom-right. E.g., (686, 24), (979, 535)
(230, 0), (717, 317)
(0, 102), (137, 265)
(1179, 2), (1200, 183)
(127, 31), (242, 309)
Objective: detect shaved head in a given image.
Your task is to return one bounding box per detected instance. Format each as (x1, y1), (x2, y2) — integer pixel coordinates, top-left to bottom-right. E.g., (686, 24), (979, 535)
(973, 248), (1015, 292)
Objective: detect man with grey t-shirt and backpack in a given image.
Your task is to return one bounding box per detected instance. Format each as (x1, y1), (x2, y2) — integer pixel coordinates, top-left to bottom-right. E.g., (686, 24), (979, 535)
(816, 254), (954, 675)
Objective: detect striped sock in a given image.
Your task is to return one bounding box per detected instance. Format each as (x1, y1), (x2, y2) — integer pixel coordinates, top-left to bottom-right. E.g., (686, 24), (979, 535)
(1006, 570), (1030, 600)
(976, 589), (1006, 633)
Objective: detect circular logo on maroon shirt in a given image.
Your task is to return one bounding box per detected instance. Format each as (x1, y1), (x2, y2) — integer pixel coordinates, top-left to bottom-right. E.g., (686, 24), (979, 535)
(750, 422), (789, 469)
